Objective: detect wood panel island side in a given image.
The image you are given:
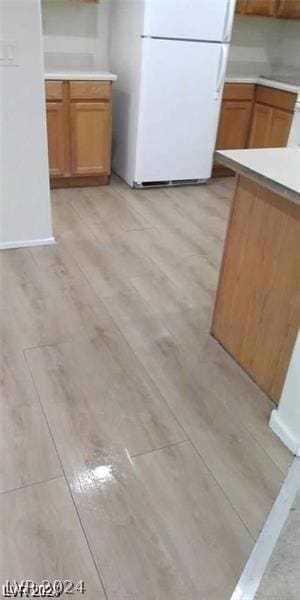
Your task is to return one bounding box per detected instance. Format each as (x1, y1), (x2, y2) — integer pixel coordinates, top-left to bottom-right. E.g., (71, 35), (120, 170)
(212, 148), (300, 404)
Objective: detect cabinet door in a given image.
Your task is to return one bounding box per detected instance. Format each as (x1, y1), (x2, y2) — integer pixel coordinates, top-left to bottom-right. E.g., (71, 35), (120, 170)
(247, 103), (273, 148)
(216, 100), (253, 150)
(235, 0), (247, 12)
(277, 0), (300, 17)
(245, 0), (277, 15)
(70, 102), (111, 176)
(248, 103), (292, 148)
(269, 109), (293, 146)
(46, 102), (65, 177)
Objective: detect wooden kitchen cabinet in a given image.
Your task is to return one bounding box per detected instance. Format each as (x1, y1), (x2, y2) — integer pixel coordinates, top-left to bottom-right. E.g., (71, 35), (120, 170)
(247, 103), (273, 147)
(244, 0), (277, 15)
(214, 83), (254, 176)
(212, 173), (300, 403)
(69, 81), (111, 101)
(235, 0), (247, 12)
(236, 0), (300, 17)
(216, 101), (253, 150)
(214, 83), (296, 176)
(248, 86), (295, 148)
(269, 108), (293, 145)
(46, 102), (65, 177)
(277, 0), (300, 17)
(70, 102), (111, 176)
(248, 104), (292, 147)
(45, 80), (113, 188)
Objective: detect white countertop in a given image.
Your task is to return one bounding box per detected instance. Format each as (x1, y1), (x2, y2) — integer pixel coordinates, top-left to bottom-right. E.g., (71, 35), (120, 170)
(44, 67), (298, 92)
(225, 75), (300, 95)
(215, 148), (300, 205)
(44, 67), (117, 81)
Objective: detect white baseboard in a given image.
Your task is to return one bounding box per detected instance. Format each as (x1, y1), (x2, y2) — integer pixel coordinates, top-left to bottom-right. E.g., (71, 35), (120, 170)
(231, 458), (300, 600)
(0, 236), (56, 250)
(270, 409), (300, 457)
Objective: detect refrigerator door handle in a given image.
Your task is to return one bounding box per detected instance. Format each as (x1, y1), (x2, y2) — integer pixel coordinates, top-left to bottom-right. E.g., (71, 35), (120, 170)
(222, 0), (235, 42)
(216, 44), (227, 95)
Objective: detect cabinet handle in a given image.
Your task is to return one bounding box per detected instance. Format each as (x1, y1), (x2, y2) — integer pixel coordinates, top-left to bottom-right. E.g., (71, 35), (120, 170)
(222, 0), (235, 42)
(216, 44), (228, 94)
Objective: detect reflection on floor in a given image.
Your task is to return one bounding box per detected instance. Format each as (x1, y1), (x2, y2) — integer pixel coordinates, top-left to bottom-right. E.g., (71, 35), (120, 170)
(0, 176), (292, 599)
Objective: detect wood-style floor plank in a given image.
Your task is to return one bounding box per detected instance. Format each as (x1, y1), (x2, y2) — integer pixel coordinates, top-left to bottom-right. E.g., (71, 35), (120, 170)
(0, 175), (292, 599)
(25, 314), (186, 469)
(78, 443), (253, 600)
(0, 478), (106, 599)
(101, 288), (289, 538)
(0, 350), (61, 494)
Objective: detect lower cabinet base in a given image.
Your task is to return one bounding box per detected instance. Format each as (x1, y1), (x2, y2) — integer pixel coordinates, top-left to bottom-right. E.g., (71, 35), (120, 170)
(212, 174), (300, 404)
(212, 164), (235, 178)
(50, 174), (109, 189)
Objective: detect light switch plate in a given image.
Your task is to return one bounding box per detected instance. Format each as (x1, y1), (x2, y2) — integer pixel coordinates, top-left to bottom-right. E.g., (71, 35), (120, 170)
(0, 40), (19, 66)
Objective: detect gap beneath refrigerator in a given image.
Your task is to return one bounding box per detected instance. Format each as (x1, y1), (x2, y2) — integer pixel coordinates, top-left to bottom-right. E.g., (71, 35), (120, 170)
(133, 178), (208, 189)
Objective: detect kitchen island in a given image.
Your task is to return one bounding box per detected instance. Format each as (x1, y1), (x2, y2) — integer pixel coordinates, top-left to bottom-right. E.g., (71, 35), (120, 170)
(212, 148), (300, 404)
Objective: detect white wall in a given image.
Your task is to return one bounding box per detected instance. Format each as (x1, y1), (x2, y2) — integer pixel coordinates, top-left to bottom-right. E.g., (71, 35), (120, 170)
(0, 0), (53, 248)
(227, 14), (300, 77)
(272, 19), (300, 71)
(227, 15), (278, 76)
(42, 0), (111, 69)
(270, 333), (300, 456)
(42, 3), (300, 76)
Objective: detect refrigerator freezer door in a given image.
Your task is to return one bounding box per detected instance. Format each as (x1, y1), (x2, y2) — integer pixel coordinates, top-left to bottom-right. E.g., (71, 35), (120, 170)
(134, 38), (227, 184)
(143, 0), (235, 43)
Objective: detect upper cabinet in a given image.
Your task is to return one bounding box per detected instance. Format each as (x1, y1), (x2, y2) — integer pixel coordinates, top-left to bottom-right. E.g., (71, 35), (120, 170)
(236, 0), (300, 17)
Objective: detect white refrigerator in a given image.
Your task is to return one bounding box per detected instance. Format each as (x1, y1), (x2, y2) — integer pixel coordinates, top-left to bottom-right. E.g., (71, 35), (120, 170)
(110, 0), (235, 187)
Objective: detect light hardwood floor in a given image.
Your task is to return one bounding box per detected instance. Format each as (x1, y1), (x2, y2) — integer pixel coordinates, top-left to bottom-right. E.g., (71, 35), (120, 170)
(0, 176), (292, 599)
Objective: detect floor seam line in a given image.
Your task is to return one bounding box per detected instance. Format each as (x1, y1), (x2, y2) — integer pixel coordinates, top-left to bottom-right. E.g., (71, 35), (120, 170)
(155, 328), (291, 479)
(131, 439), (188, 459)
(22, 342), (58, 353)
(0, 474), (64, 497)
(60, 197), (106, 243)
(22, 349), (109, 600)
(98, 303), (257, 542)
(19, 292), (286, 486)
(98, 281), (280, 541)
(57, 231), (141, 309)
(111, 186), (154, 230)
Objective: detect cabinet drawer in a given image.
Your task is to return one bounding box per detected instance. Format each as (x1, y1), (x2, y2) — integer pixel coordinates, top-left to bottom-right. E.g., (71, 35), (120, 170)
(256, 85), (296, 111)
(69, 81), (111, 100)
(222, 83), (255, 101)
(45, 81), (63, 101)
